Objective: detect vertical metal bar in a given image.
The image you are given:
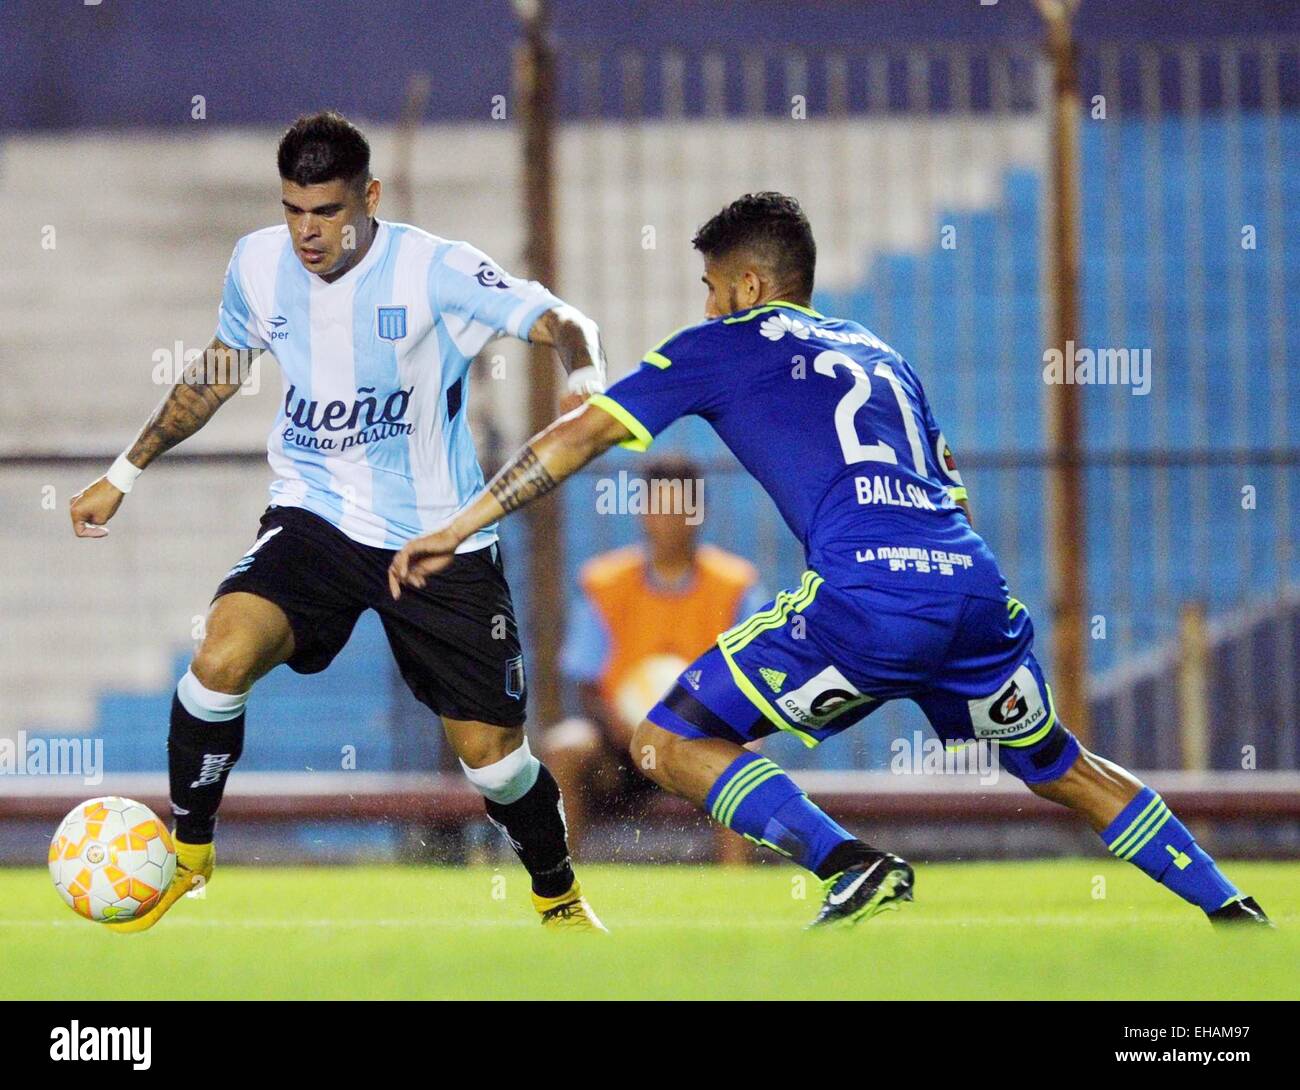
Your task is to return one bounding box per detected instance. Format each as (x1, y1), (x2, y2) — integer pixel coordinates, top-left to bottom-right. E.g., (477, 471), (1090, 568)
(867, 51), (894, 336)
(1140, 49), (1174, 663)
(1177, 602), (1210, 771)
(991, 49), (1021, 582)
(703, 51), (726, 119)
(828, 50), (852, 313)
(514, 0), (563, 726)
(1180, 47), (1212, 598)
(1037, 3), (1090, 745)
(786, 49), (811, 239)
(581, 53), (606, 361)
(621, 51), (647, 355)
(907, 49), (933, 372)
(744, 50), (766, 183)
(1261, 43), (1295, 766)
(663, 50), (688, 329)
(950, 45), (975, 455)
(390, 73), (431, 224)
(1099, 43), (1137, 758)
(1221, 43), (1256, 757)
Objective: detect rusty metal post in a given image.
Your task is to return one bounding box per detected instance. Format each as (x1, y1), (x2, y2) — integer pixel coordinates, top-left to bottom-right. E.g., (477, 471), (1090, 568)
(1037, 0), (1090, 745)
(1177, 602), (1210, 771)
(514, 0), (564, 726)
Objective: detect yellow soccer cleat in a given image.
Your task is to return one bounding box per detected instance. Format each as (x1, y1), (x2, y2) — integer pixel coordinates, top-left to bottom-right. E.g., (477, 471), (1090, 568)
(532, 880), (608, 933)
(105, 836), (214, 934)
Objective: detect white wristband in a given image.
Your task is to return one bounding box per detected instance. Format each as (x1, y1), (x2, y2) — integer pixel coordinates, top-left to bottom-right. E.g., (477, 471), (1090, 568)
(566, 364), (605, 396)
(106, 453), (143, 494)
(551, 304), (605, 395)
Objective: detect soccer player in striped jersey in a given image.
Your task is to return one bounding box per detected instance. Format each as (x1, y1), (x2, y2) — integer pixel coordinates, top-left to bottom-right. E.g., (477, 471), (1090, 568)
(390, 192), (1271, 930)
(69, 111), (606, 932)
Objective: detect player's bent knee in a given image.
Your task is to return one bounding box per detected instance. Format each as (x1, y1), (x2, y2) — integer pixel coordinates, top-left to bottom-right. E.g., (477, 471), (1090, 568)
(176, 666), (249, 723)
(630, 719), (678, 787)
(459, 734), (539, 805)
(190, 642), (260, 696)
(445, 720), (524, 768)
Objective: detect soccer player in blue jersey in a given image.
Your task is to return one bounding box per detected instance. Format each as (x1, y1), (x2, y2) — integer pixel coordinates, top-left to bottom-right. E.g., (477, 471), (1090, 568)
(68, 112), (607, 931)
(391, 191), (1271, 929)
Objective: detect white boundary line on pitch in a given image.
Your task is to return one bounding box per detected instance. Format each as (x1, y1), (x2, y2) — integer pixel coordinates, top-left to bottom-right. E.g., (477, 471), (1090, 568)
(0, 913), (1192, 929)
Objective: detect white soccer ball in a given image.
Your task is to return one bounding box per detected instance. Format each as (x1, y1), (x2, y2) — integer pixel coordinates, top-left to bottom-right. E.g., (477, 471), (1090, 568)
(48, 797), (176, 923)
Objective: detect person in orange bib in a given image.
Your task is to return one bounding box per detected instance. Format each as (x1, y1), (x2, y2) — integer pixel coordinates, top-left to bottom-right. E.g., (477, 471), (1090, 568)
(543, 453), (767, 860)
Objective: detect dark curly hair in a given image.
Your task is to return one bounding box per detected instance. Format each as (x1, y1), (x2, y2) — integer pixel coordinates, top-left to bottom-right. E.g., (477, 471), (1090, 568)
(277, 111), (371, 191)
(691, 191), (816, 298)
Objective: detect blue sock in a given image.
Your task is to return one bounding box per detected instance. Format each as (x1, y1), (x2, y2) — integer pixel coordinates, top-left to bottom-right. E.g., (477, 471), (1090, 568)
(704, 752), (856, 874)
(1101, 787), (1240, 914)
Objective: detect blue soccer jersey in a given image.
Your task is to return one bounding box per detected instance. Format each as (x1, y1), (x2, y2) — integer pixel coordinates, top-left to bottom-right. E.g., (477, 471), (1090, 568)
(607, 301), (1075, 778)
(590, 301), (1005, 598)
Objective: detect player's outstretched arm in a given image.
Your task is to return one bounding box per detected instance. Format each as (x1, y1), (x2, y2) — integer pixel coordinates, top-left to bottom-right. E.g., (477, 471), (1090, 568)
(69, 337), (249, 538)
(388, 400), (631, 596)
(529, 305), (608, 413)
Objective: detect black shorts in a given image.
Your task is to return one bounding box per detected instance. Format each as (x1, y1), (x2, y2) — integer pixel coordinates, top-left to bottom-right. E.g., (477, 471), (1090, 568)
(214, 506), (527, 727)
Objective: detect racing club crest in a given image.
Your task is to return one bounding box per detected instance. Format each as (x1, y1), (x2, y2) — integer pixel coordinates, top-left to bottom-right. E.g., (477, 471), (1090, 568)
(376, 305), (407, 341)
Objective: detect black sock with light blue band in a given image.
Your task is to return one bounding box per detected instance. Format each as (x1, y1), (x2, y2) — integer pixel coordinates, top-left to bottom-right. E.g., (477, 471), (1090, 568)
(704, 751), (867, 877)
(1100, 786), (1240, 913)
(169, 669), (248, 844)
(462, 740), (576, 900)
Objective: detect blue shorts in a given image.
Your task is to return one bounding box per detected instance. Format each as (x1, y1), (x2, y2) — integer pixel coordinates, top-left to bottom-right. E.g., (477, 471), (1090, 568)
(646, 572), (1080, 784)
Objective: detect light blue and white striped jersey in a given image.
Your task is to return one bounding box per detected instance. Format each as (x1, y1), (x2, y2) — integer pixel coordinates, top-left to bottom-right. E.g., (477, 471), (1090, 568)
(214, 220), (560, 549)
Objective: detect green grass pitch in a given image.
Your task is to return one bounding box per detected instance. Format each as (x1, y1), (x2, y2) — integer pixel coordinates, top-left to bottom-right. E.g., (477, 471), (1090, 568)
(3, 860), (1296, 1000)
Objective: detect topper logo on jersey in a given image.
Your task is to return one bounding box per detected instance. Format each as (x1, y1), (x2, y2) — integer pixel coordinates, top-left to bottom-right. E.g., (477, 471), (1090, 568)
(967, 663), (1049, 740)
(264, 315), (290, 341)
(474, 261), (510, 289)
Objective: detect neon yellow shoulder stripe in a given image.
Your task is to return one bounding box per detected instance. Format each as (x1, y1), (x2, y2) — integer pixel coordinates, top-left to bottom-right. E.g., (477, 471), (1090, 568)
(639, 321), (700, 368)
(587, 394), (654, 452)
(769, 299), (824, 317)
(722, 299), (825, 325)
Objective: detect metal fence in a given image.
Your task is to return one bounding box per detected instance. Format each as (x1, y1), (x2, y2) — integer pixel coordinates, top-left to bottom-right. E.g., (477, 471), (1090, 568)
(539, 35), (1300, 771)
(2, 35), (1296, 777)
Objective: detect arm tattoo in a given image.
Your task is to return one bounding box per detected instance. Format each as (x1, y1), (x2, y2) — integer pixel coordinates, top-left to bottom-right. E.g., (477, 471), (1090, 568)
(488, 445), (557, 512)
(126, 340), (245, 467)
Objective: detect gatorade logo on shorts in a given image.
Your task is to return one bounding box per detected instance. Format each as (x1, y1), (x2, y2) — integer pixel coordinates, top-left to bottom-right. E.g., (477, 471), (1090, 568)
(990, 682), (1028, 725)
(968, 663), (1048, 740)
(777, 665), (871, 727)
